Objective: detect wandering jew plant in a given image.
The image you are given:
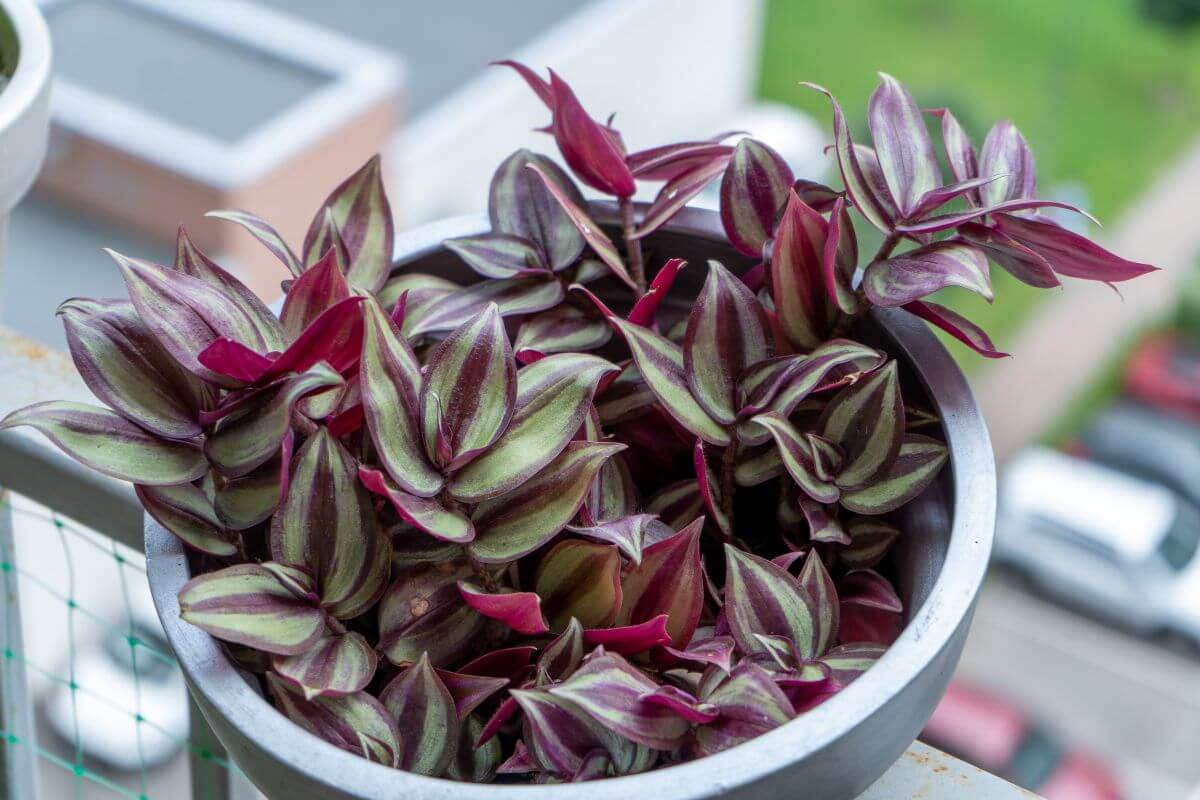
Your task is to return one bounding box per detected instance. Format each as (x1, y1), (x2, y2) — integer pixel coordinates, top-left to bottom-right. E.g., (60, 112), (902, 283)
(2, 66), (1154, 784)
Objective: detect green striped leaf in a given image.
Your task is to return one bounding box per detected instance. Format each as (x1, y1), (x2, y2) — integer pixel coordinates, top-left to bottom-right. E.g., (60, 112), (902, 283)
(268, 675), (401, 768)
(644, 480), (703, 531)
(723, 546), (816, 658)
(445, 233), (550, 279)
(420, 304), (516, 471)
(205, 364), (344, 478)
(738, 339), (885, 428)
(302, 155), (394, 294)
(867, 73), (941, 217)
(358, 467), (473, 543)
(691, 661), (793, 757)
(489, 149), (586, 271)
(771, 191), (835, 350)
(359, 298), (442, 496)
(840, 434), (948, 515)
(863, 241), (991, 307)
(174, 228), (285, 351)
(514, 306), (611, 359)
(610, 318), (729, 446)
(798, 497), (850, 545)
(377, 272), (458, 328)
(469, 441), (625, 564)
(818, 360), (905, 490)
(273, 632), (377, 700)
(749, 413), (840, 504)
(568, 513), (665, 565)
(213, 433), (291, 530)
(733, 443), (784, 486)
(582, 454), (639, 527)
(280, 247), (351, 341)
(59, 299), (206, 440)
(271, 428), (391, 619)
(380, 653), (458, 776)
(595, 363), (656, 425)
(178, 562), (324, 655)
(377, 563), (487, 667)
(684, 261), (770, 424)
(823, 197), (862, 314)
(527, 163), (635, 290)
(446, 714), (502, 783)
(616, 518), (704, 648)
(535, 540), (622, 630)
(841, 517), (901, 569)
(819, 643), (886, 688)
(797, 550), (839, 658)
(205, 210), (303, 277)
(137, 482), (238, 557)
(979, 120), (1035, 206)
(406, 276), (563, 337)
(0, 401), (207, 485)
(510, 687), (646, 779)
(718, 138), (793, 257)
(448, 353), (618, 502)
(802, 83), (894, 234)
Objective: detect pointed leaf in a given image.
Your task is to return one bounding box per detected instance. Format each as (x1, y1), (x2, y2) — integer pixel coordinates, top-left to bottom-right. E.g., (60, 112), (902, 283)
(584, 452), (639, 526)
(723, 546), (817, 658)
(979, 121), (1035, 205)
(458, 582), (549, 635)
(838, 570), (903, 646)
(421, 304), (516, 470)
(534, 540), (622, 630)
(645, 480), (704, 531)
(548, 71), (636, 196)
(280, 248), (351, 341)
(628, 140), (734, 181)
(693, 441), (733, 538)
(842, 518), (901, 569)
(358, 298), (442, 496)
(797, 550), (839, 657)
(719, 138), (794, 257)
(196, 338), (274, 384)
(771, 191), (836, 349)
(627, 257), (687, 327)
(272, 632), (377, 700)
(993, 213), (1158, 283)
(1, 402), (206, 485)
(818, 361), (905, 489)
(447, 714), (502, 783)
(930, 108), (980, 200)
(268, 675), (401, 767)
(436, 669), (509, 719)
(663, 636), (736, 673)
(868, 73), (941, 216)
(749, 414), (839, 503)
(568, 513), (667, 565)
(737, 339), (885, 423)
(840, 433), (949, 514)
(684, 261), (770, 424)
(896, 198), (1094, 235)
(692, 662), (793, 757)
(206, 210), (303, 276)
(797, 496), (850, 545)
(903, 300), (1008, 358)
(213, 432), (292, 530)
(609, 318), (729, 445)
(863, 240), (992, 307)
(408, 274), (565, 336)
(378, 564), (486, 667)
(511, 688), (636, 778)
(449, 353), (618, 502)
(515, 306), (611, 359)
(538, 619), (585, 681)
(469, 441), (625, 563)
(262, 296), (365, 380)
(302, 155), (394, 293)
(489, 149), (586, 270)
(583, 615), (672, 655)
(616, 518), (704, 647)
(822, 196), (861, 314)
(820, 643), (886, 688)
(271, 428), (390, 619)
(137, 482), (237, 557)
(445, 233), (551, 279)
(178, 562), (323, 655)
(359, 468), (473, 543)
(379, 654), (458, 776)
(634, 155), (730, 238)
(957, 221), (1059, 288)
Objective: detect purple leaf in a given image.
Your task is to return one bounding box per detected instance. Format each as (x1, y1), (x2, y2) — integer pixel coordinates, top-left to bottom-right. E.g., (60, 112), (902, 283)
(863, 240), (992, 307)
(493, 60), (554, 108)
(445, 233), (551, 279)
(691, 661), (793, 757)
(634, 155), (731, 239)
(737, 339), (885, 424)
(838, 570), (904, 646)
(797, 550), (839, 657)
(819, 643), (886, 688)
(895, 198), (1093, 235)
(407, 275), (564, 336)
(261, 296), (365, 380)
(903, 300), (1009, 359)
(213, 431), (292, 530)
(206, 210), (303, 277)
(628, 140), (734, 181)
(548, 650), (691, 749)
(928, 108), (980, 202)
(840, 433), (949, 515)
(841, 517), (901, 569)
(640, 686), (719, 724)
(178, 562), (324, 655)
(510, 686), (644, 779)
(435, 668), (509, 719)
(645, 480), (704, 531)
(379, 653), (458, 776)
(628, 257), (687, 328)
(301, 155), (395, 294)
(280, 247), (351, 341)
(547, 70), (636, 197)
(719, 138), (794, 257)
(792, 179), (841, 212)
(535, 540), (622, 630)
(538, 618), (586, 681)
(867, 73), (941, 217)
(583, 615), (673, 655)
(0, 401), (206, 486)
(684, 260), (770, 424)
(515, 306), (612, 359)
(489, 149), (586, 270)
(583, 452), (640, 526)
(458, 582), (549, 635)
(748, 414), (839, 504)
(906, 175), (1002, 221)
(268, 675), (401, 768)
(723, 546), (818, 659)
(616, 517), (705, 648)
(568, 513), (669, 565)
(771, 191), (836, 350)
(797, 496), (850, 546)
(992, 213), (1158, 283)
(196, 338), (274, 384)
(272, 631), (378, 700)
(822, 196), (861, 314)
(663, 636), (735, 673)
(693, 441), (733, 538)
(957, 221), (1060, 288)
(359, 467), (474, 543)
(137, 482), (238, 557)
(377, 563), (487, 667)
(978, 121), (1036, 205)
(818, 360), (905, 490)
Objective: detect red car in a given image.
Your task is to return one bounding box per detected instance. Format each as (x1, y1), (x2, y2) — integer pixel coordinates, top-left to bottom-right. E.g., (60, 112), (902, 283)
(921, 682), (1122, 800)
(1124, 332), (1200, 422)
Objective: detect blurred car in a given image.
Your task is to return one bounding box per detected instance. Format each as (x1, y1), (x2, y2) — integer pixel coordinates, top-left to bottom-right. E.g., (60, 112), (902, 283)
(995, 447), (1200, 642)
(1124, 332), (1200, 422)
(922, 682), (1121, 800)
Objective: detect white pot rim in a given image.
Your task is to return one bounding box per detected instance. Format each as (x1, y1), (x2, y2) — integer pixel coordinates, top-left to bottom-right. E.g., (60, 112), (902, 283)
(0, 0), (50, 132)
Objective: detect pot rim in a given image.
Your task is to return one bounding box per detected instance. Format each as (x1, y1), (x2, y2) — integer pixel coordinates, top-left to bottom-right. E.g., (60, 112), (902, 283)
(0, 0), (50, 210)
(147, 205), (995, 799)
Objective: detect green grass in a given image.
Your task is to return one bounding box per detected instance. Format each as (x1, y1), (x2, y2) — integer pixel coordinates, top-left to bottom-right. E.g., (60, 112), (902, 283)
(759, 0), (1200, 361)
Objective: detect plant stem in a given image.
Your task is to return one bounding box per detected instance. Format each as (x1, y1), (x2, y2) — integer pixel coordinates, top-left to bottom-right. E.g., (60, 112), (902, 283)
(619, 195), (647, 296)
(872, 231), (902, 264)
(828, 231), (905, 339)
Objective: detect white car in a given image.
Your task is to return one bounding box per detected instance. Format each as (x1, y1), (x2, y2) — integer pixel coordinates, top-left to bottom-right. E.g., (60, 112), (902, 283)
(995, 447), (1200, 643)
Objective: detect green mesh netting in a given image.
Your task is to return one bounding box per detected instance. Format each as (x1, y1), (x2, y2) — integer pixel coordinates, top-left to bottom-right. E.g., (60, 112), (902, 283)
(0, 492), (236, 799)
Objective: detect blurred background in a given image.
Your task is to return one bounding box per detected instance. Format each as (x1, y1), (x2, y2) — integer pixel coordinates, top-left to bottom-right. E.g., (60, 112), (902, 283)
(2, 0), (1200, 798)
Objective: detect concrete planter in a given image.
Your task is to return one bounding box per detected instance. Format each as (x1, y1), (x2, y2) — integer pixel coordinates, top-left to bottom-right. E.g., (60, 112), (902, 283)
(0, 0), (50, 269)
(147, 205), (995, 800)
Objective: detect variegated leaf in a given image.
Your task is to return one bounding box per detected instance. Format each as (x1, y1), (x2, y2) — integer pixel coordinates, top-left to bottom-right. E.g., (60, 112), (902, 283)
(840, 434), (948, 515)
(903, 299), (1008, 359)
(445, 233), (550, 279)
(609, 318), (729, 445)
(268, 675), (401, 767)
(538, 619), (585, 681)
(377, 563), (486, 667)
(664, 636), (736, 673)
(749, 413), (839, 503)
(634, 155), (730, 239)
(684, 260), (770, 424)
(797, 550), (839, 658)
(407, 275), (564, 337)
(448, 353), (618, 502)
(616, 517), (705, 648)
(798, 496), (850, 545)
(992, 213), (1158, 284)
(719, 138), (794, 257)
(583, 452), (639, 526)
(469, 441), (625, 563)
(178, 562), (323, 655)
(771, 191), (835, 350)
(733, 443), (784, 486)
(137, 482), (237, 557)
(822, 196), (861, 314)
(645, 480), (704, 531)
(446, 714), (502, 783)
(514, 305), (611, 360)
(737, 339), (884, 424)
(929, 108), (980, 200)
(358, 467), (473, 543)
(595, 363), (656, 426)
(867, 73), (941, 217)
(957, 221), (1059, 289)
(379, 653), (458, 776)
(0, 402), (206, 485)
(377, 272), (457, 326)
(841, 517), (901, 569)
(436, 669), (510, 719)
(302, 155), (394, 293)
(420, 304), (516, 471)
(979, 121), (1035, 205)
(272, 632), (377, 700)
(458, 582), (549, 635)
(546, 69), (636, 197)
(213, 431), (291, 530)
(691, 661), (794, 757)
(692, 441), (733, 539)
(838, 570), (904, 646)
(568, 513), (668, 565)
(723, 546), (817, 658)
(359, 298), (442, 496)
(271, 428), (391, 619)
(535, 540), (622, 630)
(863, 241), (992, 307)
(206, 210), (303, 277)
(818, 360), (905, 489)
(820, 643), (886, 688)
(489, 149), (586, 270)
(280, 247), (351, 341)
(511, 687), (646, 779)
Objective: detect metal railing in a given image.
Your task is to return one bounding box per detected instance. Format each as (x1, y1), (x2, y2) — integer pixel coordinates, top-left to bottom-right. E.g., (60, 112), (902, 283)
(0, 324), (1029, 800)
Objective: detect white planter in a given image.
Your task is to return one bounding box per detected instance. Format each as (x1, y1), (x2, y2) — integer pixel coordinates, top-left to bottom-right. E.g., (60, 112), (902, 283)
(0, 0), (50, 269)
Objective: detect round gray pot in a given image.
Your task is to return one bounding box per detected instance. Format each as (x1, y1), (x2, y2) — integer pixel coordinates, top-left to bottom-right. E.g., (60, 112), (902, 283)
(0, 0), (51, 259)
(146, 205), (995, 800)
